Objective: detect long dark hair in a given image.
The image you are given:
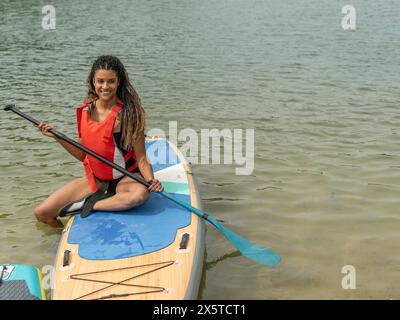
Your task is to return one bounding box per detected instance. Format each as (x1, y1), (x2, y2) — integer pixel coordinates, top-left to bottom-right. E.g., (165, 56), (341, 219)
(86, 55), (145, 151)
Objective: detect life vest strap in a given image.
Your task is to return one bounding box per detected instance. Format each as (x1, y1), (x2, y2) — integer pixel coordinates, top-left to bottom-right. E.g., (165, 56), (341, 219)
(102, 105), (122, 144)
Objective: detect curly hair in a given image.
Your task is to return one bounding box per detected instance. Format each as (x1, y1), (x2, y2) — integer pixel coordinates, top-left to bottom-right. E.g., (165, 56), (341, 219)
(86, 55), (146, 151)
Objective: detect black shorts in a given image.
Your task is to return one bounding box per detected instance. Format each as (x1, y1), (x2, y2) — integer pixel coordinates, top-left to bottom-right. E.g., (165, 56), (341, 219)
(95, 167), (141, 195)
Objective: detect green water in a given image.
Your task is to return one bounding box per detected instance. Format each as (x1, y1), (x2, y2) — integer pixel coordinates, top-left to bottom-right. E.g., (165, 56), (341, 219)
(1, 0), (399, 299)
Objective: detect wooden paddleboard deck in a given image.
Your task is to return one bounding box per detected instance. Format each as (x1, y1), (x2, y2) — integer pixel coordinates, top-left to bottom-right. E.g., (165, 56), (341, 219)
(52, 138), (205, 300)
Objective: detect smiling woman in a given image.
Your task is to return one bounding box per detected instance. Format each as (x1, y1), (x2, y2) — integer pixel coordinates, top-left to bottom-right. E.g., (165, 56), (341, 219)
(33, 55), (164, 228)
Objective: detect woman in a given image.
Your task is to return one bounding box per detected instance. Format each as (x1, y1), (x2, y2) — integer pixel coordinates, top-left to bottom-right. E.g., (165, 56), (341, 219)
(35, 55), (163, 228)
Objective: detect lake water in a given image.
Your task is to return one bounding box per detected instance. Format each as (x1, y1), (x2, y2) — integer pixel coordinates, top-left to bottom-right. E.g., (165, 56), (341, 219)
(0, 0), (399, 299)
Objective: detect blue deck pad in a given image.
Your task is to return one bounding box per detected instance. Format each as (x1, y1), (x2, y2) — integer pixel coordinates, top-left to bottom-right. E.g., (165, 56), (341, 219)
(67, 193), (192, 260)
(145, 140), (180, 173)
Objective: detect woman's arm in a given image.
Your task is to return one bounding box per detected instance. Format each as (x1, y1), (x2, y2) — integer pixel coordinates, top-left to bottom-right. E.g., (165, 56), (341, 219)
(36, 122), (86, 162)
(133, 133), (164, 192)
(55, 136), (86, 162)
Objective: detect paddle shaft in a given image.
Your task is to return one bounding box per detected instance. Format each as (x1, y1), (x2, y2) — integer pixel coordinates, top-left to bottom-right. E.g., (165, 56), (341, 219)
(4, 105), (207, 219)
(4, 104), (280, 267)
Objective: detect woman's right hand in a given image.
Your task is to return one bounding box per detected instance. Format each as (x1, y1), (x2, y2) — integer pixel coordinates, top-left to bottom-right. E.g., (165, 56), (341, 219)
(35, 122), (56, 138)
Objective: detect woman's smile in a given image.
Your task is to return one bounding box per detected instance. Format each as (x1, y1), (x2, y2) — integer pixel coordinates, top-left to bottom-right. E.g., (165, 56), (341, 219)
(93, 69), (119, 101)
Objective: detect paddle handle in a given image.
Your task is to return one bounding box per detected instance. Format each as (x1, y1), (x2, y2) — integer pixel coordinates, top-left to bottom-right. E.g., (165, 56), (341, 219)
(4, 104), (151, 188)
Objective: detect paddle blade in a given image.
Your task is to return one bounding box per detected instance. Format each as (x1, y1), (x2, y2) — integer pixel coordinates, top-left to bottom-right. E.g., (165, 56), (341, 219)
(207, 216), (281, 267)
(159, 192), (281, 267)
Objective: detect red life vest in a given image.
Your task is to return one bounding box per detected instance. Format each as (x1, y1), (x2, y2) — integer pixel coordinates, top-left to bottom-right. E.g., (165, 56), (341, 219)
(76, 99), (138, 192)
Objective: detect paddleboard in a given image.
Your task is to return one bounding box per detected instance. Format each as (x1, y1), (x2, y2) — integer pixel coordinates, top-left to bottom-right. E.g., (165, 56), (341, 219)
(0, 264), (46, 300)
(52, 138), (205, 300)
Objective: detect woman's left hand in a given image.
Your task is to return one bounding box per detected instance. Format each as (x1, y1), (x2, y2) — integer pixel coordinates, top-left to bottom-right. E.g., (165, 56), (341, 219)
(147, 178), (164, 192)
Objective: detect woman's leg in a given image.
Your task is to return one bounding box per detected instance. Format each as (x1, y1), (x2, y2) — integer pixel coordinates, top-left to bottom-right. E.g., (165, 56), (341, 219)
(92, 175), (149, 211)
(34, 176), (93, 228)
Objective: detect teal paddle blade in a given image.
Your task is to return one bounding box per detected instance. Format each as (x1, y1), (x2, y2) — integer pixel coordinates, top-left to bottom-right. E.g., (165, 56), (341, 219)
(161, 191), (281, 267)
(206, 215), (281, 267)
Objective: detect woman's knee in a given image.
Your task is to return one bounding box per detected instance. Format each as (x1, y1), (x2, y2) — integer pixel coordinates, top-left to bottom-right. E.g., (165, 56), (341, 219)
(127, 187), (149, 206)
(34, 204), (54, 222)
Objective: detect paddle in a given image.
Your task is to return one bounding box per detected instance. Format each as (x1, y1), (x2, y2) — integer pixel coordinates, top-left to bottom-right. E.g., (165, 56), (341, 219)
(4, 104), (281, 267)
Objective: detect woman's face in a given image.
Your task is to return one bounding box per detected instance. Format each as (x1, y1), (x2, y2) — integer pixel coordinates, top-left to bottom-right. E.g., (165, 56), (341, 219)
(93, 69), (119, 102)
